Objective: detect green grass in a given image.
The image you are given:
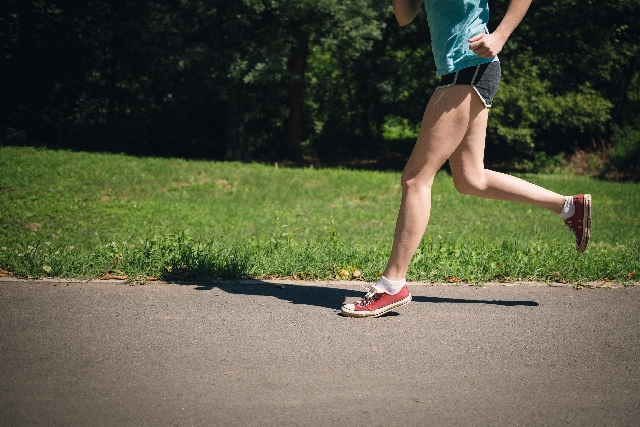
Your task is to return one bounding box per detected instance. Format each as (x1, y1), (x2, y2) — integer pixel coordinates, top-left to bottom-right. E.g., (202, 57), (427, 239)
(1, 146), (638, 283)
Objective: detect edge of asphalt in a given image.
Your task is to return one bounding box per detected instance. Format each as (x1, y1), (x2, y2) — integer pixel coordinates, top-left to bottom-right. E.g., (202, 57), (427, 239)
(0, 276), (634, 289)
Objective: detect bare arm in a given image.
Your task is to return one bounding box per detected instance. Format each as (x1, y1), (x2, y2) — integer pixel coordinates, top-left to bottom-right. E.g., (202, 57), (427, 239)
(469, 0), (532, 58)
(392, 0), (423, 26)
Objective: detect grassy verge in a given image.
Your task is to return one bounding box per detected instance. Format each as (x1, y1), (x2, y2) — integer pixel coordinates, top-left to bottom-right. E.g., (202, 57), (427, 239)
(1, 146), (638, 284)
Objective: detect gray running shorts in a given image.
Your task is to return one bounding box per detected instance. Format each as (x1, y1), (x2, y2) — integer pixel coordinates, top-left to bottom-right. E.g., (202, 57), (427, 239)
(435, 61), (501, 108)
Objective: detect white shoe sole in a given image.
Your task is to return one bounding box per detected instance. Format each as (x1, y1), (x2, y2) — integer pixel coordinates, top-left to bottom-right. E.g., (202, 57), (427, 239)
(578, 194), (592, 253)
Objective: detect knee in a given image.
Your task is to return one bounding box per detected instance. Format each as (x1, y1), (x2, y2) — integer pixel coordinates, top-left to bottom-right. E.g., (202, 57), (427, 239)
(453, 172), (487, 196)
(400, 170), (435, 194)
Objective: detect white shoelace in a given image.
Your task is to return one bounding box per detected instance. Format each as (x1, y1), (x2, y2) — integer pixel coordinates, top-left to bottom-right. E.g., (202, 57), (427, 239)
(356, 284), (381, 306)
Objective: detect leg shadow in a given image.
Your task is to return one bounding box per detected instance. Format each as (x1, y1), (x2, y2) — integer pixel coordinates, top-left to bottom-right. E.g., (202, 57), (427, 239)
(193, 280), (363, 311)
(186, 281), (538, 310)
(412, 296), (539, 307)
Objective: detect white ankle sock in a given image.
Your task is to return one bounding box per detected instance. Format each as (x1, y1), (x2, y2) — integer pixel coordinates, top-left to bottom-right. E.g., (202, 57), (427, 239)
(375, 276), (406, 295)
(559, 196), (575, 219)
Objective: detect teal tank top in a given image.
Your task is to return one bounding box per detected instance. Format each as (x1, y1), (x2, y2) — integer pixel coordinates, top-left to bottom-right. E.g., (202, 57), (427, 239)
(422, 0), (497, 76)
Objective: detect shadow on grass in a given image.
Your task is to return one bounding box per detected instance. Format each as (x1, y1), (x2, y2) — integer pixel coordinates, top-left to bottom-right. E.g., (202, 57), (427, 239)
(189, 281), (539, 311)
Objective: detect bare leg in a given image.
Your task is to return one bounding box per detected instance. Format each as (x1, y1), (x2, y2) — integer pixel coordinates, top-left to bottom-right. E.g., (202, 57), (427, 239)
(448, 108), (566, 212)
(383, 86), (481, 280)
(383, 86), (566, 281)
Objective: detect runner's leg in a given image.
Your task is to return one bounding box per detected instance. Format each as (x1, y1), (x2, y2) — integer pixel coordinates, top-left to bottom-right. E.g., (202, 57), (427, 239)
(382, 85), (483, 281)
(448, 104), (566, 212)
(383, 85), (568, 281)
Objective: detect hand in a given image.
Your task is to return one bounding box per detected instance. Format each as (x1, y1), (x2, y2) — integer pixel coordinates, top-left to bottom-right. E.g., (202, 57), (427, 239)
(468, 33), (507, 58)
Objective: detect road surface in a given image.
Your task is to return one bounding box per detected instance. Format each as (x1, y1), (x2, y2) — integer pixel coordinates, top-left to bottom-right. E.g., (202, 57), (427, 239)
(1, 279), (639, 426)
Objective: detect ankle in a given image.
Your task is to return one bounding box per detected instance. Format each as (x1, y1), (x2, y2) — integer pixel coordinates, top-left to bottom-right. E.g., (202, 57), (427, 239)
(559, 196), (575, 219)
(376, 276), (406, 295)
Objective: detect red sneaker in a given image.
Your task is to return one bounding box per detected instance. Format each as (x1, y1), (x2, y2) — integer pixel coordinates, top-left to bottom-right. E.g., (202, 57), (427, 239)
(341, 285), (411, 318)
(564, 194), (592, 253)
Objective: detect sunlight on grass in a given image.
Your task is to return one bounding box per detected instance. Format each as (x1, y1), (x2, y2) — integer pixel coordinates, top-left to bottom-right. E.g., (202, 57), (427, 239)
(1, 146), (639, 282)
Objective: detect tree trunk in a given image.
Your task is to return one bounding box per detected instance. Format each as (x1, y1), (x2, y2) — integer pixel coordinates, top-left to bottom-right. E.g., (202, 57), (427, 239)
(283, 28), (310, 161)
(221, 1), (250, 161)
(16, 1), (36, 92)
(225, 85), (250, 161)
(614, 56), (637, 125)
(17, 0), (35, 62)
(106, 36), (118, 125)
(106, 0), (126, 126)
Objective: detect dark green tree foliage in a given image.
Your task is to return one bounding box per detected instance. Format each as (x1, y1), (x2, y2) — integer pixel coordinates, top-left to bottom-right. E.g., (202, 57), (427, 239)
(483, 0), (640, 165)
(1, 0), (639, 168)
(608, 122), (640, 179)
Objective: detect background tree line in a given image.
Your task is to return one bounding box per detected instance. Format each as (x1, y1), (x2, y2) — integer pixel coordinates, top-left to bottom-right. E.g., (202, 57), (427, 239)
(1, 0), (639, 176)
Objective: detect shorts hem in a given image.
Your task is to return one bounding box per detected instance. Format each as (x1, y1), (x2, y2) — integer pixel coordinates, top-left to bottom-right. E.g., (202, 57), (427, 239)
(434, 84), (492, 108)
(471, 85), (491, 108)
(435, 62), (500, 108)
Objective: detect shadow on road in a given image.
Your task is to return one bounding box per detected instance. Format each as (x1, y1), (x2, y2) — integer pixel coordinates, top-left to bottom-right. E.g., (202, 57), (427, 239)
(412, 296), (538, 307)
(190, 281), (539, 311)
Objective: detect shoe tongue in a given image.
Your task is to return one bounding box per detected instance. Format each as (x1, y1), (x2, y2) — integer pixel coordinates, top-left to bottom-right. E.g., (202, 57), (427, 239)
(367, 285), (384, 295)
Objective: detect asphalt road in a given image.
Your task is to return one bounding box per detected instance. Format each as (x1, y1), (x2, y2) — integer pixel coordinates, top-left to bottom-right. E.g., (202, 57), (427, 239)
(1, 279), (639, 427)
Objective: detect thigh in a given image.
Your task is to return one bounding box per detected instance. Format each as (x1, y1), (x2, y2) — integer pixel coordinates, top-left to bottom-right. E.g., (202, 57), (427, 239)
(448, 104), (489, 182)
(404, 84), (486, 184)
